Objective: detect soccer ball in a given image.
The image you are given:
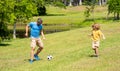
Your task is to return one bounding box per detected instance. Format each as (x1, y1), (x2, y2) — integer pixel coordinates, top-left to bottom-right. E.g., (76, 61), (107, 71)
(47, 55), (53, 60)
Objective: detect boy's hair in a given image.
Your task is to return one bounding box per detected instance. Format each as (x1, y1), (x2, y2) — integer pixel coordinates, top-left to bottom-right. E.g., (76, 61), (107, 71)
(92, 23), (100, 30)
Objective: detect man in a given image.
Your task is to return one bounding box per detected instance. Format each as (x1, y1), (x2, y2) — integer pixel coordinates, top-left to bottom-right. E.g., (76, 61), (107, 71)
(25, 18), (45, 63)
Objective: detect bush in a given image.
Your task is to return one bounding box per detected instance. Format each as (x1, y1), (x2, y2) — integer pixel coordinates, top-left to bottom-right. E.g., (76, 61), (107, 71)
(0, 37), (2, 43)
(0, 22), (10, 40)
(37, 6), (46, 16)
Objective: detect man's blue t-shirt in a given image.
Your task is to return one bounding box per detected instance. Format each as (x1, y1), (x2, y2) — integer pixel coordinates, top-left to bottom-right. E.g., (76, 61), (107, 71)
(28, 22), (43, 38)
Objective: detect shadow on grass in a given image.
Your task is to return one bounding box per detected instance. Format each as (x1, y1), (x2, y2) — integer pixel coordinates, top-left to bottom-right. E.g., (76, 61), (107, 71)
(24, 59), (44, 63)
(78, 16), (118, 27)
(82, 16), (116, 23)
(0, 43), (10, 46)
(46, 14), (65, 16)
(88, 55), (99, 58)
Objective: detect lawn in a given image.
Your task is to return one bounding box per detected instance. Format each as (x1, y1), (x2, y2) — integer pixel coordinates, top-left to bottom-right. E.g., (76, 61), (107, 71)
(0, 22), (120, 71)
(31, 6), (108, 25)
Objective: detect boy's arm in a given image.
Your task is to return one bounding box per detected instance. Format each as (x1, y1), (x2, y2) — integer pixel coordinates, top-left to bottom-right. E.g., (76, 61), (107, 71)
(25, 25), (29, 37)
(41, 30), (46, 40)
(99, 30), (105, 39)
(102, 33), (106, 39)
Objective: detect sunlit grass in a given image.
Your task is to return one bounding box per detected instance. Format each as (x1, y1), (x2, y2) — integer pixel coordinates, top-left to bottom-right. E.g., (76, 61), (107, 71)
(0, 23), (120, 71)
(30, 5), (120, 27)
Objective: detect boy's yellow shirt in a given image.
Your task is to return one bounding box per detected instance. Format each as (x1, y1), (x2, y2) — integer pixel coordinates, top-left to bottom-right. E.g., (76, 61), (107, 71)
(92, 30), (103, 41)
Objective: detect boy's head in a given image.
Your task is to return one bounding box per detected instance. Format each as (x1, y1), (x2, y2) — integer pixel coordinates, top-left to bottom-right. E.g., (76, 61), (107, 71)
(92, 23), (100, 30)
(37, 18), (42, 25)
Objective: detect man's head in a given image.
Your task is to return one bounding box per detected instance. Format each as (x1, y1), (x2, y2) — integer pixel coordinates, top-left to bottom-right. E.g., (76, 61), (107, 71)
(37, 18), (42, 25)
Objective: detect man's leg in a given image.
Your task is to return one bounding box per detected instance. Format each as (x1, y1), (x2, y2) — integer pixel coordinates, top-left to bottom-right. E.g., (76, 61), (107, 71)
(34, 38), (44, 60)
(35, 47), (43, 55)
(30, 39), (36, 63)
(30, 47), (35, 61)
(34, 47), (43, 60)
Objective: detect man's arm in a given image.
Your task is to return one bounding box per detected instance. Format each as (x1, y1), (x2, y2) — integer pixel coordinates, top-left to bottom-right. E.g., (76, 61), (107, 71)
(40, 30), (45, 40)
(25, 25), (29, 37)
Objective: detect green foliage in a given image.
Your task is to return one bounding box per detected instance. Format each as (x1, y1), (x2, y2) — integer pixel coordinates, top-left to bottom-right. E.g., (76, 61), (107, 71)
(32, 0), (46, 16)
(14, 0), (37, 21)
(84, 7), (91, 18)
(0, 0), (14, 23)
(0, 0), (39, 40)
(37, 6), (46, 15)
(0, 0), (14, 40)
(0, 37), (1, 43)
(108, 0), (120, 19)
(0, 22), (10, 40)
(84, 0), (97, 21)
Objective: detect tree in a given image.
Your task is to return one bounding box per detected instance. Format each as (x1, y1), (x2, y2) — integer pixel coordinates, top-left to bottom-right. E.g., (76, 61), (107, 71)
(12, 0), (37, 39)
(84, 0), (97, 22)
(0, 0), (14, 40)
(0, 0), (38, 39)
(108, 0), (120, 20)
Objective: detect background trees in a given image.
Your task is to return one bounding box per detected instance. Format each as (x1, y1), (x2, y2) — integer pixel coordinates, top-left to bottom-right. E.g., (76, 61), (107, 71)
(108, 0), (120, 20)
(0, 0), (66, 41)
(12, 0), (38, 39)
(0, 0), (14, 41)
(0, 0), (119, 42)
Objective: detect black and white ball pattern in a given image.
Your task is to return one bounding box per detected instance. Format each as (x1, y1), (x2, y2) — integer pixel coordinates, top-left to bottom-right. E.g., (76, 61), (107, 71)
(47, 55), (53, 60)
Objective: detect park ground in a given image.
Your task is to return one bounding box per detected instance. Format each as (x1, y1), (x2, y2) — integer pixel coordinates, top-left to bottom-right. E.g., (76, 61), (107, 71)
(0, 6), (120, 71)
(0, 23), (120, 71)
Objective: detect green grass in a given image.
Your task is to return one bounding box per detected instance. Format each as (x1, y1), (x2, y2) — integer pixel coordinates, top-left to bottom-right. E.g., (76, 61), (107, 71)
(0, 23), (120, 71)
(30, 6), (119, 26)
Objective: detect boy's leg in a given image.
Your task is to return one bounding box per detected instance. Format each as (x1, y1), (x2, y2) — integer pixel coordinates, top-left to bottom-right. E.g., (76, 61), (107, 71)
(92, 41), (99, 57)
(95, 47), (99, 56)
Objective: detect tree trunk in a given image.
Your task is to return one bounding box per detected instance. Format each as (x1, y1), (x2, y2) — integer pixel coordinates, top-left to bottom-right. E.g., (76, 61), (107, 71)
(104, 0), (107, 5)
(64, 0), (67, 6)
(102, 0), (105, 5)
(116, 13), (119, 20)
(79, 0), (82, 5)
(13, 22), (16, 39)
(69, 0), (73, 6)
(99, 0), (102, 6)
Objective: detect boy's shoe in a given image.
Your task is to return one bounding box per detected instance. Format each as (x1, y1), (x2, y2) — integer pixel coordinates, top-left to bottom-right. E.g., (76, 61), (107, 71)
(29, 60), (33, 64)
(94, 55), (98, 57)
(34, 54), (40, 60)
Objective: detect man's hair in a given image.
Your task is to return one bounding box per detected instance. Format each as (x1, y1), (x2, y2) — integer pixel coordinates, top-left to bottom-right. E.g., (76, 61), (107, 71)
(37, 18), (42, 24)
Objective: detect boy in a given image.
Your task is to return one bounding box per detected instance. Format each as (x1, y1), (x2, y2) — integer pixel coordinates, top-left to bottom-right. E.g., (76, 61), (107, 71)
(91, 23), (105, 57)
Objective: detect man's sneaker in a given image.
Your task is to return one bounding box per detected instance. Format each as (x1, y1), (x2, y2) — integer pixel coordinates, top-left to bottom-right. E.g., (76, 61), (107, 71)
(29, 60), (33, 64)
(34, 54), (40, 60)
